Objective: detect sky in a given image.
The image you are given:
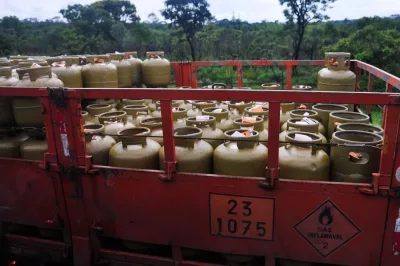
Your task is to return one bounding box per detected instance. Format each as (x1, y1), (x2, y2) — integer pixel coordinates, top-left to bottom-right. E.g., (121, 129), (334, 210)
(0, 0), (399, 23)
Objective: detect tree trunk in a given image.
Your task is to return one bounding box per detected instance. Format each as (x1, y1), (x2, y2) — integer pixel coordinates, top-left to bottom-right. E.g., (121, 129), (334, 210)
(188, 38), (196, 61)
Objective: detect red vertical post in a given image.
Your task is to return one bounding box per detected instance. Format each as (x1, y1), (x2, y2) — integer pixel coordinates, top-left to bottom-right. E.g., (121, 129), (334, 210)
(172, 63), (182, 87)
(181, 62), (192, 87)
(237, 63), (243, 87)
(191, 66), (198, 89)
(387, 83), (393, 93)
(160, 100), (176, 181)
(266, 101), (280, 186)
(355, 67), (361, 92)
(286, 65), (292, 90)
(366, 73), (375, 114)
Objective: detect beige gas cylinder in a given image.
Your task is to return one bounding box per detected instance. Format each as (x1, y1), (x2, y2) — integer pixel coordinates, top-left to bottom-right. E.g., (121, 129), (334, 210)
(142, 51), (171, 87)
(123, 105), (152, 126)
(233, 116), (268, 142)
(121, 99), (146, 108)
(279, 132), (330, 181)
(159, 127), (213, 173)
(228, 101), (253, 120)
(244, 105), (269, 130)
(46, 57), (83, 87)
(95, 98), (119, 109)
(98, 111), (135, 141)
(331, 130), (383, 183)
(318, 52), (356, 110)
(292, 85), (313, 109)
(312, 104), (348, 134)
(20, 128), (48, 160)
(81, 111), (94, 125)
(172, 108), (188, 129)
(337, 122), (383, 136)
(84, 124), (116, 165)
(280, 102), (295, 127)
(82, 55), (118, 88)
(261, 83), (280, 90)
(86, 104), (115, 124)
(109, 127), (161, 169)
(186, 116), (224, 149)
(202, 107), (234, 132)
(187, 100), (217, 117)
(0, 67), (18, 126)
(281, 109), (325, 135)
(214, 129), (268, 177)
(0, 130), (28, 158)
(108, 53), (133, 88)
(124, 52), (142, 86)
(140, 117), (164, 146)
(279, 118), (327, 152)
(328, 111), (370, 139)
(151, 100), (180, 118)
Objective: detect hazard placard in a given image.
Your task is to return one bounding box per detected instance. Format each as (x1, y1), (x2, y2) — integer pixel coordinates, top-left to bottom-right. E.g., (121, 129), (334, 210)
(209, 193), (274, 241)
(294, 200), (360, 257)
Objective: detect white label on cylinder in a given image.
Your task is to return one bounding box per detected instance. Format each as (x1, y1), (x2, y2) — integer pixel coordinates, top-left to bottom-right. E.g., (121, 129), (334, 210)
(196, 115), (210, 121)
(232, 131), (245, 137)
(241, 126), (254, 132)
(304, 112), (310, 116)
(303, 117), (315, 124)
(295, 121), (308, 125)
(213, 108), (223, 113)
(60, 134), (70, 156)
(294, 134), (312, 142)
(395, 218), (400, 232)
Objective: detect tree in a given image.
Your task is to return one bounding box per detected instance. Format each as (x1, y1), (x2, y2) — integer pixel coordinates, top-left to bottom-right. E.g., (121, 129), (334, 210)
(279, 0), (336, 60)
(161, 0), (213, 61)
(91, 0), (139, 23)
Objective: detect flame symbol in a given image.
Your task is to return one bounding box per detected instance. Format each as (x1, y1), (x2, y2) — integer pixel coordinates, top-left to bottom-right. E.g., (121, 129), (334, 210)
(318, 206), (334, 226)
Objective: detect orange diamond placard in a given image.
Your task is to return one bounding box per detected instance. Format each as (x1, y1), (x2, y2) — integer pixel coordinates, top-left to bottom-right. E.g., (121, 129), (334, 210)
(294, 200), (360, 257)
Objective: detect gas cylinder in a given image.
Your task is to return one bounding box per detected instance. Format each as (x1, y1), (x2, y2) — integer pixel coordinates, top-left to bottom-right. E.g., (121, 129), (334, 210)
(0, 67), (18, 126)
(202, 107), (234, 132)
(20, 128), (48, 160)
(18, 60), (49, 67)
(142, 51), (171, 87)
(187, 100), (216, 117)
(244, 106), (269, 130)
(172, 108), (188, 128)
(86, 104), (114, 124)
(280, 102), (295, 127)
(337, 122), (383, 136)
(0, 67), (18, 86)
(10, 56), (29, 60)
(328, 111), (369, 139)
(228, 101), (253, 120)
(81, 111), (94, 125)
(110, 127), (161, 169)
(147, 100), (157, 112)
(124, 52), (142, 86)
(261, 83), (280, 90)
(234, 116), (268, 142)
(292, 85), (313, 109)
(82, 55), (118, 88)
(214, 129), (268, 177)
(46, 57), (83, 87)
(98, 111), (135, 141)
(123, 105), (152, 126)
(312, 104), (348, 134)
(279, 118), (327, 151)
(13, 67), (63, 127)
(159, 127), (213, 173)
(281, 109), (325, 135)
(318, 52), (356, 110)
(186, 116), (224, 149)
(121, 99), (146, 108)
(95, 98), (119, 109)
(179, 100), (193, 111)
(279, 132), (330, 181)
(0, 130), (28, 158)
(331, 130), (383, 183)
(140, 117), (164, 146)
(108, 53), (133, 88)
(151, 101), (180, 118)
(204, 83), (229, 109)
(84, 124), (116, 165)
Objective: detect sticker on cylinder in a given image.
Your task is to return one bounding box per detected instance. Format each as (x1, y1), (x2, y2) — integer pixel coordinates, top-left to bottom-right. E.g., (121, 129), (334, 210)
(209, 193), (274, 241)
(294, 200), (360, 257)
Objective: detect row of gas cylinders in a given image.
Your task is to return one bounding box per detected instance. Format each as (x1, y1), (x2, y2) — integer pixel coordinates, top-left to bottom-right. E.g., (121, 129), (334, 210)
(82, 98), (383, 183)
(0, 51), (171, 88)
